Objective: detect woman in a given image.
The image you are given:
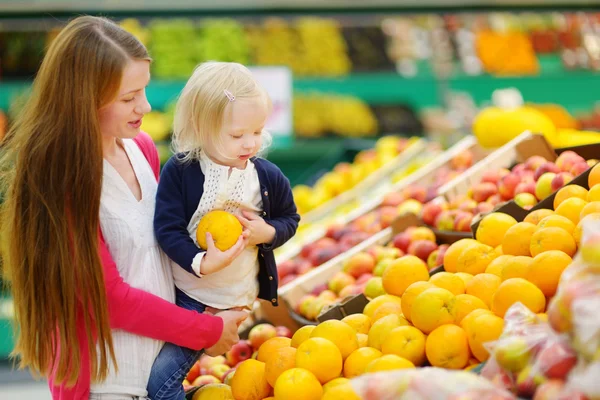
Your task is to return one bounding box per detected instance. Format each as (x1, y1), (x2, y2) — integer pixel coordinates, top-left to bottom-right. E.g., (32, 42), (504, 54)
(0, 16), (247, 399)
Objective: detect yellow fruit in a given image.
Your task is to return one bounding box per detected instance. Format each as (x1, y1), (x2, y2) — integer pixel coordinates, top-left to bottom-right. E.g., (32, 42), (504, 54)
(231, 359), (271, 400)
(574, 213), (600, 245)
(310, 320), (359, 360)
(382, 255), (429, 297)
(381, 326), (427, 366)
(321, 381), (360, 400)
(460, 309), (494, 333)
(368, 314), (409, 350)
(257, 337), (292, 362)
(455, 272), (474, 286)
(580, 201), (600, 219)
(265, 346), (297, 387)
(500, 256), (533, 281)
(555, 197), (588, 225)
(196, 210), (243, 251)
(524, 209), (555, 225)
(485, 255), (512, 278)
(443, 239), (479, 273)
(537, 215), (576, 235)
(502, 222), (537, 256)
(343, 347), (382, 378)
(491, 278), (546, 317)
(322, 377), (349, 393)
(401, 281), (434, 322)
(429, 272), (465, 295)
(425, 325), (470, 369)
(274, 368), (323, 400)
(296, 338), (342, 384)
(587, 184), (600, 202)
(463, 313), (504, 362)
(526, 251), (572, 297)
(465, 273), (502, 308)
(363, 295), (402, 320)
(357, 333), (368, 348)
(530, 227), (576, 257)
(454, 294), (489, 324)
(456, 243), (499, 275)
(341, 314), (371, 334)
(192, 383), (234, 400)
(371, 302), (404, 323)
(554, 185), (589, 209)
(364, 354), (414, 373)
(476, 213), (518, 248)
(589, 163), (600, 187)
(291, 326), (315, 348)
(411, 288), (456, 334)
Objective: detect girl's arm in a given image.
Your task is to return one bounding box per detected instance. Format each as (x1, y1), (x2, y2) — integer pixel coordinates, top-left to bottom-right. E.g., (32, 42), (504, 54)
(260, 169), (300, 251)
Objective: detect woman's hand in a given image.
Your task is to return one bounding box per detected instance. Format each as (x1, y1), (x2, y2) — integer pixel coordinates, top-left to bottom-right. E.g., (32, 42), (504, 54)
(237, 210), (275, 247)
(201, 231), (249, 275)
(204, 310), (249, 356)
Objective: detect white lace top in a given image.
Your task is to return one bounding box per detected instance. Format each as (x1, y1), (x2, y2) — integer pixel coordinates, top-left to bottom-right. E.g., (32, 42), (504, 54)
(91, 139), (175, 397)
(171, 151), (261, 309)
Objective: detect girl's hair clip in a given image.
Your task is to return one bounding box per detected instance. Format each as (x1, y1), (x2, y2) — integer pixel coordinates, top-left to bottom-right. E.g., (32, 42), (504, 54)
(223, 89), (235, 102)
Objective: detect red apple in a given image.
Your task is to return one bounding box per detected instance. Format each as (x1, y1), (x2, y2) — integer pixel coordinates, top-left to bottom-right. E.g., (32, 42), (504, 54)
(498, 173), (521, 200)
(379, 205), (400, 229)
(392, 232), (412, 253)
(381, 191), (405, 207)
(280, 274), (298, 287)
(308, 247), (340, 267)
(275, 325), (293, 338)
(481, 169), (507, 185)
(295, 260), (313, 275)
(277, 260), (296, 279)
(457, 199), (478, 213)
(451, 150), (474, 170)
(310, 283), (328, 296)
(356, 273), (374, 285)
(192, 374), (220, 386)
(556, 150), (585, 173)
(434, 210), (456, 231)
(570, 161), (590, 177)
(525, 155), (549, 171)
(408, 240), (438, 262)
(328, 271), (356, 295)
(186, 361), (201, 383)
(248, 323), (277, 349)
(534, 162), (560, 181)
(402, 186), (427, 203)
(487, 194), (503, 206)
(454, 211), (474, 232)
(476, 202), (494, 215)
(339, 231), (371, 249)
(537, 341), (578, 380)
(198, 355), (226, 370)
(551, 172), (574, 192)
(515, 366), (541, 397)
(515, 181), (536, 196)
(325, 224), (345, 240)
(512, 163), (527, 176)
(343, 252), (376, 278)
(472, 182), (498, 202)
(226, 340), (253, 367)
(208, 363), (231, 381)
(421, 200), (448, 226)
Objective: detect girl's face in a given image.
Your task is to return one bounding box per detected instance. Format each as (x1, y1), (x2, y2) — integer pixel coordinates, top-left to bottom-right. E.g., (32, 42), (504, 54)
(98, 60), (151, 142)
(208, 95), (269, 169)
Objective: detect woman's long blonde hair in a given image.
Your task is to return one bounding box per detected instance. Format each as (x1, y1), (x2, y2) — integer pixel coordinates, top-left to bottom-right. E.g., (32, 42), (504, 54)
(0, 16), (150, 386)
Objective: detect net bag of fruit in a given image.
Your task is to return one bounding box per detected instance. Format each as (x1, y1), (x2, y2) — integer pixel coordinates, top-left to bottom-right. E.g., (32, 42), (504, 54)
(350, 367), (514, 400)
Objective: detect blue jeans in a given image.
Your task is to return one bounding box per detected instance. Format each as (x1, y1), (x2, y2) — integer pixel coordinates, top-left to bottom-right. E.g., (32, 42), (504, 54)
(147, 289), (206, 400)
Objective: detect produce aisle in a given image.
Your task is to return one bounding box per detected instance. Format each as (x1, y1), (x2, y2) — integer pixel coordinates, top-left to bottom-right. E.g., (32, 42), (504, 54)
(1, 1), (600, 399)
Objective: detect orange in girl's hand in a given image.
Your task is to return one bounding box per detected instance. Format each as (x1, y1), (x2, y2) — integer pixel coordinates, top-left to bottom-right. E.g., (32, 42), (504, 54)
(196, 210), (243, 251)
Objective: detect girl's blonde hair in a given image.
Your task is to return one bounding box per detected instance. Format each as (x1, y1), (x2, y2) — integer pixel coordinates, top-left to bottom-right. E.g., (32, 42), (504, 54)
(172, 61), (272, 163)
(0, 15), (150, 386)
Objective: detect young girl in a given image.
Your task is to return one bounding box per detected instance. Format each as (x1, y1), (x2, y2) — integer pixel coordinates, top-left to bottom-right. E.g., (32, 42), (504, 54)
(149, 61), (299, 399)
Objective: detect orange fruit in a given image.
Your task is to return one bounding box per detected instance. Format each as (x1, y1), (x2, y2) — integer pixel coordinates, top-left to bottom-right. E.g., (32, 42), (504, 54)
(465, 273), (502, 308)
(454, 294), (489, 324)
(322, 377), (349, 393)
(524, 209), (555, 225)
(381, 326), (427, 366)
(530, 227), (576, 257)
(368, 314), (409, 350)
(401, 281), (434, 322)
(484, 255), (512, 278)
(460, 309), (494, 333)
(274, 368), (322, 400)
(574, 213), (600, 245)
(554, 185), (588, 209)
(456, 243), (499, 275)
(555, 197), (588, 225)
(526, 251), (572, 297)
(425, 325), (470, 369)
(362, 295), (402, 320)
(580, 201), (600, 219)
(537, 215), (576, 235)
(310, 320), (359, 360)
(296, 338), (342, 384)
(371, 302), (404, 323)
(587, 184), (600, 202)
(588, 162), (600, 188)
(491, 278), (546, 317)
(500, 256), (533, 281)
(364, 354), (414, 372)
(321, 381), (360, 400)
(258, 337), (292, 362)
(502, 222), (537, 256)
(443, 239), (479, 273)
(382, 255), (429, 297)
(192, 383), (234, 399)
(429, 272), (465, 295)
(455, 272), (474, 286)
(343, 347), (382, 378)
(495, 245), (504, 255)
(291, 326), (315, 348)
(265, 346), (297, 387)
(476, 213), (518, 248)
(411, 288), (456, 334)
(231, 359), (271, 400)
(463, 313), (504, 362)
(196, 210), (243, 251)
(341, 314), (371, 335)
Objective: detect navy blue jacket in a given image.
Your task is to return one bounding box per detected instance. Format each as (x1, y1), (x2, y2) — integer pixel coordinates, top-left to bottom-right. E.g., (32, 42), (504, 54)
(154, 154), (300, 306)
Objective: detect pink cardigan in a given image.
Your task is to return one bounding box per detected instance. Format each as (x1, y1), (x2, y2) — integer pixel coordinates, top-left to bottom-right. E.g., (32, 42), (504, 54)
(48, 133), (224, 399)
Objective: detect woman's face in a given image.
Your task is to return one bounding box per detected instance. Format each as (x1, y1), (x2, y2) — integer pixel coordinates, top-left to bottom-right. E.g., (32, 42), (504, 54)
(98, 60), (151, 140)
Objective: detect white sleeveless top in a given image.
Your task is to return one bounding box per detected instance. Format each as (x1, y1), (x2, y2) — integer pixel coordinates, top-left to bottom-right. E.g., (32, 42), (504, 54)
(171, 151), (261, 309)
(91, 139), (175, 398)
